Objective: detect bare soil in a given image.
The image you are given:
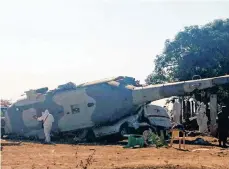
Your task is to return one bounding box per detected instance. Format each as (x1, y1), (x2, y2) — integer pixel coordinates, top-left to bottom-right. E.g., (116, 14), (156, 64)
(1, 136), (229, 169)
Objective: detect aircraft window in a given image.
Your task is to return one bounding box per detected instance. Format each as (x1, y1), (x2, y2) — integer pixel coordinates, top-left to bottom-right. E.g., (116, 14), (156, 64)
(87, 103), (94, 107)
(71, 105), (80, 114)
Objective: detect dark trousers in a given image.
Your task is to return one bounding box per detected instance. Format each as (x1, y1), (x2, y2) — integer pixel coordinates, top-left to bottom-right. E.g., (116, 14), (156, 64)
(218, 130), (228, 147)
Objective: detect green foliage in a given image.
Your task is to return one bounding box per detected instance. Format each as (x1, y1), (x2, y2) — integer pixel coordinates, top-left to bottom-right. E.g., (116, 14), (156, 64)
(146, 18), (229, 102)
(149, 132), (166, 147)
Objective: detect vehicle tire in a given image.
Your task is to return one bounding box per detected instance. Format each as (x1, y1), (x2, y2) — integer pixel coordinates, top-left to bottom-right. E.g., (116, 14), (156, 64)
(138, 126), (156, 135)
(119, 123), (129, 138)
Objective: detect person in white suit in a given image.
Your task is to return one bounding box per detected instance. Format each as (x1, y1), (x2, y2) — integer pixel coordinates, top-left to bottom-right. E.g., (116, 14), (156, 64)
(171, 99), (181, 124)
(196, 102), (208, 134)
(34, 109), (54, 143)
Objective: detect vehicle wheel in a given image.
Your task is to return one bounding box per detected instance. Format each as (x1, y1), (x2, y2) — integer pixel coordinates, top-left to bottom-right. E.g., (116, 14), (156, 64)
(138, 126), (155, 135)
(119, 123), (129, 137)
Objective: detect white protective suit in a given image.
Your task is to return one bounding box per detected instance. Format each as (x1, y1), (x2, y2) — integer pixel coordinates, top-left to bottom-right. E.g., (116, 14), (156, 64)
(171, 100), (181, 124)
(37, 109), (54, 143)
(196, 102), (208, 134)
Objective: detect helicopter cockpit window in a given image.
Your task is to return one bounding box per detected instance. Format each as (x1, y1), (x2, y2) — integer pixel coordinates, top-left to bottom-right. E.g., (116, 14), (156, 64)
(71, 104), (80, 114)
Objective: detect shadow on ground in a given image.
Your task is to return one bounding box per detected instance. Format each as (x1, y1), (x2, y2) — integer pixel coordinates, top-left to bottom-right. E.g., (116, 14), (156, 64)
(1, 135), (128, 146)
(171, 139), (215, 146)
(1, 134), (221, 148)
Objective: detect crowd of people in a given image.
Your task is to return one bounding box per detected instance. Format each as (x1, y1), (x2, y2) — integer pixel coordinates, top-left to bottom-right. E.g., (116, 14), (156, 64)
(169, 98), (229, 148)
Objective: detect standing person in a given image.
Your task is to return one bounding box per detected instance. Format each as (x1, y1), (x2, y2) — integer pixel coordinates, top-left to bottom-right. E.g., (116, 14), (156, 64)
(196, 102), (208, 134)
(218, 106), (229, 148)
(171, 99), (182, 124)
(34, 109), (54, 144)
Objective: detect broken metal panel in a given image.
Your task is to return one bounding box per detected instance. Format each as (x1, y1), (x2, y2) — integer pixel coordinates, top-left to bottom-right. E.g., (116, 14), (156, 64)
(3, 74), (229, 140)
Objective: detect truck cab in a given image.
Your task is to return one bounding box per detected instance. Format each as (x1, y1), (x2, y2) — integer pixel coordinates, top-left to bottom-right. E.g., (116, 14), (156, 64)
(134, 103), (171, 136)
(92, 103), (172, 141)
(141, 103), (171, 129)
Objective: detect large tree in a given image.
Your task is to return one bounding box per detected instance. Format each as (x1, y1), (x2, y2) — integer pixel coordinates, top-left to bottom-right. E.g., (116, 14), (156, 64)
(146, 18), (229, 102)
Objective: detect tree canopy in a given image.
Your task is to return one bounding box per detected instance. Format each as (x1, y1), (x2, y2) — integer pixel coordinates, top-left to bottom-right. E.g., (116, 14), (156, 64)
(146, 18), (229, 102)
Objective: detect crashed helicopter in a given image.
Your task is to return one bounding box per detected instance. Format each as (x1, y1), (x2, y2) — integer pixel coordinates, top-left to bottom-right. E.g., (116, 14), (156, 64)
(2, 75), (229, 142)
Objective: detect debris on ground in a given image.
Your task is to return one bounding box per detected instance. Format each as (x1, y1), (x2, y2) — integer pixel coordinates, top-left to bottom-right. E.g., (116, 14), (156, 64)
(186, 131), (202, 137)
(123, 131), (167, 149)
(2, 136), (229, 169)
(149, 132), (167, 148)
(123, 135), (145, 148)
(193, 138), (210, 145)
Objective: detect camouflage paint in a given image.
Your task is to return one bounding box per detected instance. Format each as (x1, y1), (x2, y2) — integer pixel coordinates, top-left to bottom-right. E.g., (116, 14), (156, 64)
(5, 76), (136, 137)
(6, 91), (65, 136)
(53, 89), (96, 132)
(85, 81), (133, 125)
(4, 74), (229, 138)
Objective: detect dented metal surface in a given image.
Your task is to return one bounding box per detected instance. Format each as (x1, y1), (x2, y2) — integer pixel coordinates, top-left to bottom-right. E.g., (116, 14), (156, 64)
(2, 75), (229, 140)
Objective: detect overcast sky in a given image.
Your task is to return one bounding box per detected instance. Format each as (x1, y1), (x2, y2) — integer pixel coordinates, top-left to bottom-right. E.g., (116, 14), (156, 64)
(1, 0), (229, 100)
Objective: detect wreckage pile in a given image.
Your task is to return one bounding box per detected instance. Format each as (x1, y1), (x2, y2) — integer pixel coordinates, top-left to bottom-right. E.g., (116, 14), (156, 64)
(1, 75), (229, 145)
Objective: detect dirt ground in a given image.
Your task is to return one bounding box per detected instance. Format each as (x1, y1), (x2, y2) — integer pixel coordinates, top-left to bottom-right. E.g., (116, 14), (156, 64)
(1, 136), (229, 169)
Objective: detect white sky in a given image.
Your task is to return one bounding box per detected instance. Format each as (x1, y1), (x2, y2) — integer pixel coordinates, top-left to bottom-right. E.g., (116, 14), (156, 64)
(1, 0), (229, 100)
